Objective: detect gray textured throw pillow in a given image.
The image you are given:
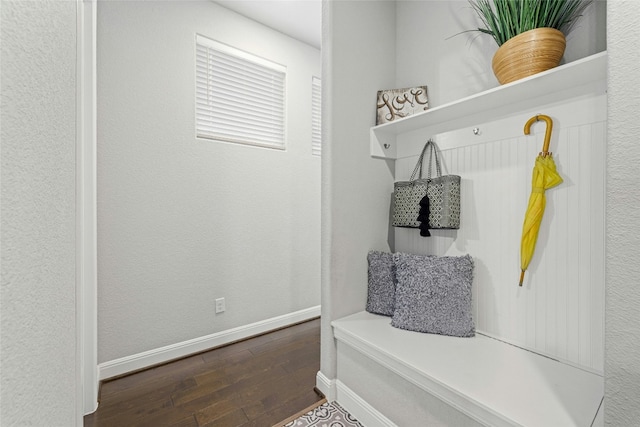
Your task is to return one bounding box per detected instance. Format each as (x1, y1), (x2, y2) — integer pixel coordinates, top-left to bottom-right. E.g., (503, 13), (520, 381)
(366, 251), (396, 316)
(391, 253), (475, 337)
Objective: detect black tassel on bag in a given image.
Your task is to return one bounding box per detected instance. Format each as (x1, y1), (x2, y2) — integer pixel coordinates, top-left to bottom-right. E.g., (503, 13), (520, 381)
(418, 194), (431, 237)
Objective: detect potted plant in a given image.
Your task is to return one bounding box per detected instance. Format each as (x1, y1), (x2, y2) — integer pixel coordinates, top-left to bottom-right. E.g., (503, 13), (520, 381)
(468, 0), (592, 84)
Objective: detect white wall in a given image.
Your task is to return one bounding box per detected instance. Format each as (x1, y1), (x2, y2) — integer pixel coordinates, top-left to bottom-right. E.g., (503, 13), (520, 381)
(97, 1), (321, 364)
(320, 0), (396, 386)
(605, 1), (640, 424)
(0, 1), (79, 425)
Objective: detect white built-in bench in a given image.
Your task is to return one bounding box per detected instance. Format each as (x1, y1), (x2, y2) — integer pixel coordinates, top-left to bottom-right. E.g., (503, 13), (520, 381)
(332, 311), (603, 427)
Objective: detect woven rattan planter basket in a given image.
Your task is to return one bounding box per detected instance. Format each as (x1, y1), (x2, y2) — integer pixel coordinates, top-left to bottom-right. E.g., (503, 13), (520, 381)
(492, 28), (566, 85)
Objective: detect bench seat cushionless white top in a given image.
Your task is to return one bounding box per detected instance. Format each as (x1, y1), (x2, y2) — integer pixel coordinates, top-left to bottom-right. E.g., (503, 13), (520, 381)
(332, 311), (603, 427)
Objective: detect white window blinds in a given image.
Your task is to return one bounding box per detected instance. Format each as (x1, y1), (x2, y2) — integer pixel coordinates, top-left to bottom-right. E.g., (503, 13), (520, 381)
(196, 35), (286, 149)
(311, 76), (322, 156)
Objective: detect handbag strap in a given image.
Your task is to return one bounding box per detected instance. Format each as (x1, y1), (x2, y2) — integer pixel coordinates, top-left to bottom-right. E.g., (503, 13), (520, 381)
(426, 140), (442, 179)
(410, 139), (442, 181)
(409, 140), (432, 180)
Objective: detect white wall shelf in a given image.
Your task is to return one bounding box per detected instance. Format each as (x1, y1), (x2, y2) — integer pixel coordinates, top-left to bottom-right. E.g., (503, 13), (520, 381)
(371, 51), (607, 159)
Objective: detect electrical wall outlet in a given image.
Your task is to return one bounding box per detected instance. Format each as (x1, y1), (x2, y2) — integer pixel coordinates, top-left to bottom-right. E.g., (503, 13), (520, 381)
(215, 297), (225, 314)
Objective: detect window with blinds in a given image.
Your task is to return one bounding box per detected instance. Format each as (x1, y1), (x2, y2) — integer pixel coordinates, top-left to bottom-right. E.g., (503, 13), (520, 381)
(311, 76), (322, 156)
(195, 35), (286, 149)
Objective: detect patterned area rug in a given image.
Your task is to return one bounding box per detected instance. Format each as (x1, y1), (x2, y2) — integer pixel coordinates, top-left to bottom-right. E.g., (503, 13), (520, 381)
(283, 401), (364, 427)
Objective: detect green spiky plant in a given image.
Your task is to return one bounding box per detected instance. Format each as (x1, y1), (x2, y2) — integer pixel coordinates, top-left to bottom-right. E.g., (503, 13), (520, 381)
(469, 0), (592, 46)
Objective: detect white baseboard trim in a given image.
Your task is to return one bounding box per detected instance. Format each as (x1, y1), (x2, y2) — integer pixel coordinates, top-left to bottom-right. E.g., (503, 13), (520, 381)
(99, 305), (320, 380)
(336, 380), (396, 427)
(316, 370), (336, 401)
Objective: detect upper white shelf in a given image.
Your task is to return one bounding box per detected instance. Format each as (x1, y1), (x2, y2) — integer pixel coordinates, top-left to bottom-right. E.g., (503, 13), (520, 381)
(371, 51), (607, 159)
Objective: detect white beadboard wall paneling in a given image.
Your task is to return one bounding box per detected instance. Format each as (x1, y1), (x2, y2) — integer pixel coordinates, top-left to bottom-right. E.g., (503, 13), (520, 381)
(394, 94), (606, 374)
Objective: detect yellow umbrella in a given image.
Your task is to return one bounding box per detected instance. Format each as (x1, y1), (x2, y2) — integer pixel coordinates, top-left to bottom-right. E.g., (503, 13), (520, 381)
(519, 115), (563, 286)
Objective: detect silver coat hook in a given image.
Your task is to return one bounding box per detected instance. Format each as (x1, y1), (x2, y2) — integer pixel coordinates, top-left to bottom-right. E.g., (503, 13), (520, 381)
(473, 127), (480, 135)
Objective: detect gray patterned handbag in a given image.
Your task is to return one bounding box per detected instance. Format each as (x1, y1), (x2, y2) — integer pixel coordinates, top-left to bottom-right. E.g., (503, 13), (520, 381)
(392, 140), (461, 235)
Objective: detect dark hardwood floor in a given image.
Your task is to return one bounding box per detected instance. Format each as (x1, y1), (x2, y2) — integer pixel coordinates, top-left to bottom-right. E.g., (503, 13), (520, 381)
(84, 318), (323, 427)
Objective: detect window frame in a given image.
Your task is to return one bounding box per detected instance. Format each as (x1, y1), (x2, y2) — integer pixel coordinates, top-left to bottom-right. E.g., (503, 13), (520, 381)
(195, 34), (287, 150)
(311, 76), (322, 156)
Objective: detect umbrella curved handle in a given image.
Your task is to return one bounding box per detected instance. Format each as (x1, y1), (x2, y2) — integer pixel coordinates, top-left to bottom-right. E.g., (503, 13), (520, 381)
(524, 114), (553, 156)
